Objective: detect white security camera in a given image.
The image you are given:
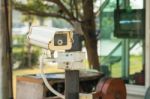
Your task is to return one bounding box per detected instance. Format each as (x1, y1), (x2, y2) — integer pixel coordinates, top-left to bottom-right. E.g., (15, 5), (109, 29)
(27, 26), (73, 50)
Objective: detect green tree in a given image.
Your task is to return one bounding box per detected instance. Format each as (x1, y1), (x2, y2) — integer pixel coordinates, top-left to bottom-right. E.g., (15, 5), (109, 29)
(13, 0), (108, 70)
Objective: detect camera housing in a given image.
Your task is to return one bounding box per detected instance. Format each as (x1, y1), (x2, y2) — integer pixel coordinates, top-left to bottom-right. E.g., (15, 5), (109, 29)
(27, 26), (73, 50)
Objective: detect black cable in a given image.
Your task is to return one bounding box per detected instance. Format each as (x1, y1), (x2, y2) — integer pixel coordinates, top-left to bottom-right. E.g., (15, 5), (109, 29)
(116, 0), (119, 10)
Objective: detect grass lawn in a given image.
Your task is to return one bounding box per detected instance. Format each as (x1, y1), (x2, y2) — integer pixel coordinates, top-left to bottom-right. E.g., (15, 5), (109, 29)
(111, 55), (143, 77)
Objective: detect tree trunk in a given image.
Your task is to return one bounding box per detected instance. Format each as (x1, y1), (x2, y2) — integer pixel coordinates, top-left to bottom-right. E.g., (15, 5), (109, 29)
(81, 0), (100, 70)
(84, 37), (100, 70)
(0, 0), (13, 99)
(27, 22), (32, 68)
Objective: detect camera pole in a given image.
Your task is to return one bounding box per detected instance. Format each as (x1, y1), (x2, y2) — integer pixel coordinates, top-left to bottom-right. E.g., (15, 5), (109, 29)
(65, 70), (79, 99)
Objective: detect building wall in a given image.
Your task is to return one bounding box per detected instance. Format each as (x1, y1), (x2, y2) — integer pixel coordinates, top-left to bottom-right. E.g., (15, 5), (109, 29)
(127, 95), (144, 99)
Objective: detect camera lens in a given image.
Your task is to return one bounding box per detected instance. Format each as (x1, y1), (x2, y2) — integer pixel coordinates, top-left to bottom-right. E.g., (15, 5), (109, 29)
(54, 33), (67, 46)
(57, 39), (63, 45)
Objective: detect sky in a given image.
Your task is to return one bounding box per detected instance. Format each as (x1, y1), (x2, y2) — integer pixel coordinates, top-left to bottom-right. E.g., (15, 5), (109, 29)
(130, 0), (143, 9)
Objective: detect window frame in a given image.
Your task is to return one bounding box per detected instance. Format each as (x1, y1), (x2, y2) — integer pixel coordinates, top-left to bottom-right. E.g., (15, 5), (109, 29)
(125, 0), (150, 96)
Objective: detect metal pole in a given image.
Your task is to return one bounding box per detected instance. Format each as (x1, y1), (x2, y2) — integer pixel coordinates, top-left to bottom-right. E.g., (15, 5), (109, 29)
(65, 70), (79, 99)
(121, 0), (130, 79)
(122, 39), (130, 78)
(0, 0), (13, 99)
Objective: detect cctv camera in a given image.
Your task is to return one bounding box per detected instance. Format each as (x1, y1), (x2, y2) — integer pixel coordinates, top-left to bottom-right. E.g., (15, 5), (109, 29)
(27, 26), (73, 50)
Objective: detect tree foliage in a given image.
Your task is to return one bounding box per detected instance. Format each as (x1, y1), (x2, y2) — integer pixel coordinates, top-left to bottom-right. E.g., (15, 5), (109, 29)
(14, 0), (79, 24)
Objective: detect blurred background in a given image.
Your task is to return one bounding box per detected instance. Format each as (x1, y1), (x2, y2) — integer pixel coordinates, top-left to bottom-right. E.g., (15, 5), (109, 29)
(11, 0), (145, 98)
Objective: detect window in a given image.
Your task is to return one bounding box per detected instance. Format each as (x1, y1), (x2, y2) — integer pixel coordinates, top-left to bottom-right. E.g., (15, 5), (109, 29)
(99, 0), (145, 86)
(130, 0), (144, 9)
